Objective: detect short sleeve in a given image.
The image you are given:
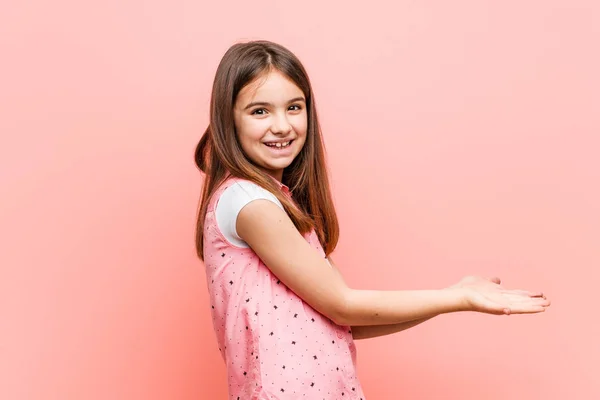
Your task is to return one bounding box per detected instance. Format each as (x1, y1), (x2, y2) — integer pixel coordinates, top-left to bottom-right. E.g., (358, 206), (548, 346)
(215, 180), (285, 247)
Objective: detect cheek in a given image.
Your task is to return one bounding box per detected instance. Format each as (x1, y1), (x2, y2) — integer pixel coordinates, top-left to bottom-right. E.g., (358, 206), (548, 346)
(237, 121), (267, 144)
(293, 116), (308, 136)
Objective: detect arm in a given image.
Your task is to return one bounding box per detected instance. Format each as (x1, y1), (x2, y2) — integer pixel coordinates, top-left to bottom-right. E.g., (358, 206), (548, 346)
(327, 256), (433, 340)
(350, 318), (433, 340)
(237, 200), (549, 327)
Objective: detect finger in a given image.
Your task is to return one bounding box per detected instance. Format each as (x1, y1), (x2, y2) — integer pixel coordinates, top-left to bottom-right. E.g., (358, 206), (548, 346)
(505, 297), (551, 309)
(525, 297), (551, 307)
(503, 295), (551, 306)
(503, 289), (545, 298)
(504, 304), (547, 314)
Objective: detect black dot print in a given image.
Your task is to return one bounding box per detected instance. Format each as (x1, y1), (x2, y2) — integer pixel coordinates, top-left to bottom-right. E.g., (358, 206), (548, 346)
(203, 178), (365, 398)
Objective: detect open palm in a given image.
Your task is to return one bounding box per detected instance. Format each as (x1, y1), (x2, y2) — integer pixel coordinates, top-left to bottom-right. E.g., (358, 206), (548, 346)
(449, 276), (550, 315)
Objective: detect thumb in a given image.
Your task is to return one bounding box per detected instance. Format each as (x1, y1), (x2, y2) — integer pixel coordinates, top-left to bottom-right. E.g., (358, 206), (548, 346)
(488, 276), (501, 285)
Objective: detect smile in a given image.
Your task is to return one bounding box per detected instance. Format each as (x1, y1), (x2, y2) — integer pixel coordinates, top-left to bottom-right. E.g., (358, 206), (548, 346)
(264, 140), (294, 149)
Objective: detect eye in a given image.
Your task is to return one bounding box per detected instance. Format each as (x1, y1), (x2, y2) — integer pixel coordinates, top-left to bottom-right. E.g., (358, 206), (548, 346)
(251, 108), (267, 115)
(289, 104), (302, 111)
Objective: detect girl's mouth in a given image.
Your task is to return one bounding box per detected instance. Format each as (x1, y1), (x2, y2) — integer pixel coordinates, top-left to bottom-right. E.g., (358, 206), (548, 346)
(264, 139), (294, 150)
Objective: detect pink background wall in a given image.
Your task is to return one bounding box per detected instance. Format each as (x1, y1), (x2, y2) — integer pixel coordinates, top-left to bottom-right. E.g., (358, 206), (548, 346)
(1, 1), (598, 399)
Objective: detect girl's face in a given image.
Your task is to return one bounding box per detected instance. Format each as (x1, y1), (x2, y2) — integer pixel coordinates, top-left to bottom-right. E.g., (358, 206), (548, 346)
(233, 69), (308, 182)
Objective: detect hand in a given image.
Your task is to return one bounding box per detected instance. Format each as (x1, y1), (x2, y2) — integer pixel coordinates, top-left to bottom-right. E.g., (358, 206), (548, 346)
(448, 275), (550, 315)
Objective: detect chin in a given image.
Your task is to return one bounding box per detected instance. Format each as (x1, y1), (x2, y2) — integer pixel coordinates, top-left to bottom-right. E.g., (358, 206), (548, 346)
(264, 161), (292, 171)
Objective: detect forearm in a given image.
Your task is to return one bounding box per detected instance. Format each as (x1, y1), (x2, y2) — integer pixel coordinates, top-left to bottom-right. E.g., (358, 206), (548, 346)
(337, 288), (466, 326)
(351, 316), (434, 340)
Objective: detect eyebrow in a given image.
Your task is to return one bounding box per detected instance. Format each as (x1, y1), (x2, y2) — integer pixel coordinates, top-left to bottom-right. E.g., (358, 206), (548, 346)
(243, 97), (306, 110)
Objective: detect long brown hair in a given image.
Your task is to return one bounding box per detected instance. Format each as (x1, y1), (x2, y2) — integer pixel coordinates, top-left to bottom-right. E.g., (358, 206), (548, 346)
(194, 40), (339, 260)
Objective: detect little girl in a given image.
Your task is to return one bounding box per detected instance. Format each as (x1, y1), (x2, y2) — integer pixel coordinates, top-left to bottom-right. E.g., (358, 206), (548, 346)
(194, 40), (550, 399)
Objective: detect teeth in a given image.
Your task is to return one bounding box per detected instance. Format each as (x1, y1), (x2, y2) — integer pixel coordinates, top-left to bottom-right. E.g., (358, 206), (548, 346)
(267, 141), (291, 148)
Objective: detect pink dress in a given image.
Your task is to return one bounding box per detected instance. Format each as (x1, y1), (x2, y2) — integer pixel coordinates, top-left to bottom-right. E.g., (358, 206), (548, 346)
(203, 176), (366, 399)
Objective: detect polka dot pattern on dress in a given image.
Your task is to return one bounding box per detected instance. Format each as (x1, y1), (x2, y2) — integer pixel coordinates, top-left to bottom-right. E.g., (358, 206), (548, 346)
(203, 176), (366, 399)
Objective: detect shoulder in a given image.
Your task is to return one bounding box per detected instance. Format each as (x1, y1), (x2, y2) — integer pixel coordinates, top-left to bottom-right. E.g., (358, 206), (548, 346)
(219, 179), (284, 211)
(214, 178), (284, 246)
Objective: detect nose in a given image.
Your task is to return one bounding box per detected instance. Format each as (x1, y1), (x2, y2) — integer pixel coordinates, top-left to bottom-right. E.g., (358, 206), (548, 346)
(270, 111), (292, 135)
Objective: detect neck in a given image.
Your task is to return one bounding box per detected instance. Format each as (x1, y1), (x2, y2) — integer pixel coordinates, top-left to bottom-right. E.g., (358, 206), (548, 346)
(265, 170), (283, 184)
